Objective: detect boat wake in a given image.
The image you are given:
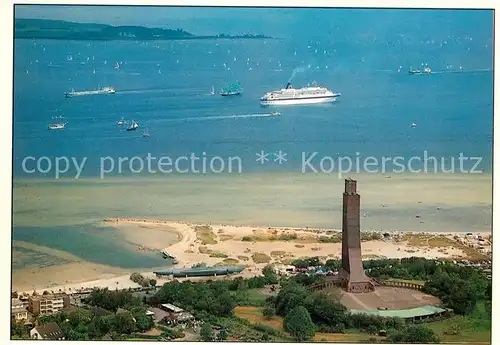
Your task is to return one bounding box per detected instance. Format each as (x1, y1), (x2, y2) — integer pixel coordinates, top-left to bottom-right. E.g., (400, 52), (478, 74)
(118, 88), (171, 94)
(431, 68), (492, 74)
(143, 112), (281, 125)
(180, 112), (280, 122)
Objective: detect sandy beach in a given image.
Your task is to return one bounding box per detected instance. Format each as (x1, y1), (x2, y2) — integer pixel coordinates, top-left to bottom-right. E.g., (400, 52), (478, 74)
(105, 218), (491, 268)
(13, 217), (491, 294)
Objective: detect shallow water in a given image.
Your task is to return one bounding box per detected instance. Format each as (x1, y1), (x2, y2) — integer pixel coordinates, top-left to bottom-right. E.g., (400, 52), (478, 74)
(13, 224), (169, 268)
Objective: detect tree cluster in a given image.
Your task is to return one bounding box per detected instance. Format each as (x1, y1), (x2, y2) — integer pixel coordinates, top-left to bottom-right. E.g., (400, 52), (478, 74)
(422, 267), (489, 315)
(291, 257), (322, 268)
(363, 257), (490, 315)
(294, 256), (491, 316)
(37, 305), (154, 340)
(84, 288), (142, 312)
(130, 273), (153, 288)
(271, 280), (438, 342)
(149, 280), (236, 318)
(387, 325), (441, 343)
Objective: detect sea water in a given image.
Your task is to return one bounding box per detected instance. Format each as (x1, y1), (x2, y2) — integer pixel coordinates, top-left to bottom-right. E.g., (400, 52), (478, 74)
(12, 10), (494, 269)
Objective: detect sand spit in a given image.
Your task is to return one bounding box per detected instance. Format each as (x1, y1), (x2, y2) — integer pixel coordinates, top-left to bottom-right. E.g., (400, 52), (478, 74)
(13, 218), (490, 294)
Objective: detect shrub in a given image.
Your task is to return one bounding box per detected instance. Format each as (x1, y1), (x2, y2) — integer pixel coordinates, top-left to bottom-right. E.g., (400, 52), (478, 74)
(387, 325), (440, 343)
(262, 306), (275, 319)
(252, 253), (271, 264)
(283, 306), (316, 341)
(200, 323), (214, 341)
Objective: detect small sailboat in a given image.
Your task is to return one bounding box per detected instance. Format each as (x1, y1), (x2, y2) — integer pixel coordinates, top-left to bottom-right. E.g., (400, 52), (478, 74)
(410, 122), (417, 128)
(126, 120), (138, 131)
(117, 117), (126, 125)
(208, 86), (215, 95)
(143, 128), (150, 137)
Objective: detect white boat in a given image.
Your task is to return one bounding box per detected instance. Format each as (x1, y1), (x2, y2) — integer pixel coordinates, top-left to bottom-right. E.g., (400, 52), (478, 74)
(127, 120), (139, 131)
(117, 117), (127, 125)
(260, 81), (340, 106)
(65, 86), (116, 98)
(143, 129), (150, 137)
(408, 66), (432, 75)
(411, 122), (417, 128)
(48, 122), (67, 130)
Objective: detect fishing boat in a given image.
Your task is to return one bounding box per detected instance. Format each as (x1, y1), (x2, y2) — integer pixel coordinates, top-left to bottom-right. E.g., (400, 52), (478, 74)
(220, 82), (242, 96)
(48, 122), (67, 130)
(162, 251), (175, 259)
(117, 117), (127, 125)
(126, 120), (138, 131)
(408, 66), (432, 75)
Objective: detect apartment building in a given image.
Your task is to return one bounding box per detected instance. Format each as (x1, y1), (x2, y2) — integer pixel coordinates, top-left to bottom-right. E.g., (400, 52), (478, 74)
(11, 298), (28, 322)
(28, 293), (70, 316)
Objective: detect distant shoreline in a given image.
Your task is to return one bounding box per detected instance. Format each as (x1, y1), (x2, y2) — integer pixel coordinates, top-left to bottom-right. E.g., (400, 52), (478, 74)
(14, 36), (274, 42)
(14, 18), (273, 41)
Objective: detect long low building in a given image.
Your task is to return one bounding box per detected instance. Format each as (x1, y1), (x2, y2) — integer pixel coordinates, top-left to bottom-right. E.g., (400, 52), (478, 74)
(154, 265), (245, 278)
(349, 305), (451, 322)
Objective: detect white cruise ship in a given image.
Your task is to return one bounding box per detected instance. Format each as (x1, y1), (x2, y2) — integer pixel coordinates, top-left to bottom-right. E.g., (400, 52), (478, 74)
(65, 86), (116, 98)
(260, 82), (340, 106)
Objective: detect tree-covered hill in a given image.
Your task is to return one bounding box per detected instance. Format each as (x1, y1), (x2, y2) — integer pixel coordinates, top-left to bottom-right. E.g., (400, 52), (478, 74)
(14, 18), (271, 41)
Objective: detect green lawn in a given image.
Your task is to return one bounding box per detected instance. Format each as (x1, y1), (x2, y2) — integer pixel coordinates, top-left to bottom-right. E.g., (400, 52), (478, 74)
(247, 289), (270, 305)
(232, 288), (269, 307)
(426, 303), (491, 344)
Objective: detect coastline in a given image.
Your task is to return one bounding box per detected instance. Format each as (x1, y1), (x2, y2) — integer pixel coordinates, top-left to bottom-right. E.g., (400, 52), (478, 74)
(13, 217), (491, 294)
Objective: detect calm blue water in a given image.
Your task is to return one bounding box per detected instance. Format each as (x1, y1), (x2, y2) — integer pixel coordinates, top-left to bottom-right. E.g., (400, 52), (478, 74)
(14, 225), (169, 268)
(13, 26), (493, 178)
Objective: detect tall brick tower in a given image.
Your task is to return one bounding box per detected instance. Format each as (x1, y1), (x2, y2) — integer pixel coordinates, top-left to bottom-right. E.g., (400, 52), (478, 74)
(340, 179), (375, 293)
